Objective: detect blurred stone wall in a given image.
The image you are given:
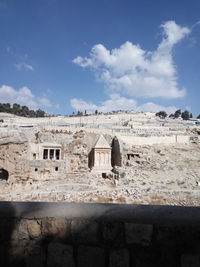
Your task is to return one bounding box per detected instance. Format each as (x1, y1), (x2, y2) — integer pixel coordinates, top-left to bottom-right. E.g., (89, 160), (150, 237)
(1, 216), (200, 267)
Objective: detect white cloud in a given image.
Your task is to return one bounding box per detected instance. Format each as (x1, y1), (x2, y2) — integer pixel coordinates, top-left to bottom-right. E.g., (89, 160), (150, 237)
(70, 98), (98, 111)
(98, 94), (137, 113)
(39, 97), (52, 108)
(15, 62), (34, 71)
(0, 85), (52, 109)
(73, 21), (190, 99)
(70, 94), (177, 114)
(136, 102), (177, 114)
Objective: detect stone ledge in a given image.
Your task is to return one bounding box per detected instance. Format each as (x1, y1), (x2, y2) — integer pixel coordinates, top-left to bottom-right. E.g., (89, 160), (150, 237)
(0, 201), (200, 225)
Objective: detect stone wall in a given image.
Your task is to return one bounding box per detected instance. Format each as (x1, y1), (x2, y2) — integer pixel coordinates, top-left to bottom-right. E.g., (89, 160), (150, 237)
(0, 202), (200, 267)
(118, 134), (189, 145)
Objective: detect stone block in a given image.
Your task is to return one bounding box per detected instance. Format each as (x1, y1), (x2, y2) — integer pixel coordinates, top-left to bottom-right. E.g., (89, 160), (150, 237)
(71, 220), (98, 244)
(181, 254), (200, 267)
(41, 218), (70, 240)
(109, 249), (130, 267)
(25, 244), (46, 267)
(27, 219), (41, 239)
(155, 226), (200, 249)
(102, 222), (125, 247)
(18, 219), (29, 240)
(133, 249), (159, 267)
(9, 240), (27, 260)
(125, 223), (153, 246)
(77, 245), (106, 267)
(47, 242), (75, 267)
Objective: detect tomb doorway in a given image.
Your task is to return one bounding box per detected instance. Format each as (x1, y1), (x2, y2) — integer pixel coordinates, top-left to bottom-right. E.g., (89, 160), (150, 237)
(0, 168), (9, 180)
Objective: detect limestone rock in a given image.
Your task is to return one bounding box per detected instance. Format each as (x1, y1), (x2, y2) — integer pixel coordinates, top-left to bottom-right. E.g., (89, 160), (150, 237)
(18, 219), (29, 240)
(41, 218), (70, 239)
(27, 219), (41, 239)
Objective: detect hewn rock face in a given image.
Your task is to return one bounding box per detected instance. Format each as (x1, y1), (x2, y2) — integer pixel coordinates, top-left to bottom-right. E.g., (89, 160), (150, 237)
(0, 130), (94, 184)
(0, 142), (28, 182)
(0, 115), (200, 207)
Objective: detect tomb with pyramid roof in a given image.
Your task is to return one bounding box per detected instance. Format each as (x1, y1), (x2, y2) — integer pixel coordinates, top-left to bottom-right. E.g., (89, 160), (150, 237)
(90, 135), (112, 172)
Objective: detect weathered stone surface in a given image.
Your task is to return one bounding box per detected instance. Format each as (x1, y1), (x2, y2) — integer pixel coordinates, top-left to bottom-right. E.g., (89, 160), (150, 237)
(109, 249), (130, 267)
(102, 222), (125, 247)
(18, 219), (29, 240)
(71, 220), (98, 244)
(27, 219), (41, 239)
(181, 254), (200, 267)
(125, 223), (153, 246)
(77, 245), (106, 267)
(133, 249), (160, 267)
(155, 226), (200, 250)
(25, 244), (46, 267)
(41, 218), (70, 239)
(9, 240), (27, 260)
(47, 242), (75, 267)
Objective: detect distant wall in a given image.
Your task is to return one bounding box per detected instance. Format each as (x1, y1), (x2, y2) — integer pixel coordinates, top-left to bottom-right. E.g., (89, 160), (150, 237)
(0, 202), (200, 267)
(119, 134), (189, 145)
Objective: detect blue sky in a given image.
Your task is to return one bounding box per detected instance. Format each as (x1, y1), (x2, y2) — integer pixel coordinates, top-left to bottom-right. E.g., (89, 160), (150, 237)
(0, 0), (200, 115)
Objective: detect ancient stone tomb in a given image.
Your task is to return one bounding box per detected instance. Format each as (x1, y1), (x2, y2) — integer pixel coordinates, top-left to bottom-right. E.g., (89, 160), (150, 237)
(90, 135), (112, 172)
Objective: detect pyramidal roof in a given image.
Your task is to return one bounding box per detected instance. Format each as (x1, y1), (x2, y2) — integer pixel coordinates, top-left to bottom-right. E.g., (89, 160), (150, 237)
(94, 135), (111, 149)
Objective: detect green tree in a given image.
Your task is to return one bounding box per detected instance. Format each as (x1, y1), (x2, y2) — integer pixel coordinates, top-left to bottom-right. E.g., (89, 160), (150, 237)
(181, 110), (190, 120)
(0, 104), (4, 112)
(13, 103), (21, 114)
(155, 111), (167, 119)
(174, 109), (181, 118)
(0, 102), (46, 117)
(21, 105), (29, 116)
(35, 109), (45, 117)
(3, 103), (11, 113)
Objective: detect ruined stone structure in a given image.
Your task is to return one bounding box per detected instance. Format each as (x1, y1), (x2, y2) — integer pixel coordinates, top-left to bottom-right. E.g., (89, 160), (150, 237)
(0, 111), (200, 205)
(0, 128), (121, 184)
